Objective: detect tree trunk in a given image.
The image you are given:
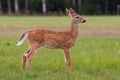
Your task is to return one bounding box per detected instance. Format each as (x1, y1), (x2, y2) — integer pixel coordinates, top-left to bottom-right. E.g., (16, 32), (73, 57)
(25, 0), (29, 14)
(105, 0), (108, 14)
(42, 0), (47, 15)
(117, 5), (120, 15)
(14, 0), (19, 13)
(78, 0), (81, 13)
(0, 0), (2, 14)
(7, 0), (11, 14)
(72, 0), (76, 8)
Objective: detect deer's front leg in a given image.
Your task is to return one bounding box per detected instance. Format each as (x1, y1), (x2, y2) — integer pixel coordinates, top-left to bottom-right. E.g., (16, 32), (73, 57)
(63, 48), (71, 71)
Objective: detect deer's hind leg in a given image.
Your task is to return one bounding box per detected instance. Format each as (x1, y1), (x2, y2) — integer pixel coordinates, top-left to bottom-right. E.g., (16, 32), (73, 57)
(22, 48), (31, 71)
(22, 42), (41, 71)
(27, 42), (41, 69)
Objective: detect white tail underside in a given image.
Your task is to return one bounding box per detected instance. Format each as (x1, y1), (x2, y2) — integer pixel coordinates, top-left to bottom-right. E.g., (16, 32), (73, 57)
(16, 32), (28, 46)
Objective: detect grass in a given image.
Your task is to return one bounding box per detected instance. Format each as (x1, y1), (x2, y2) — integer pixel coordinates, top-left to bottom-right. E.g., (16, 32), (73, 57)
(0, 37), (120, 80)
(0, 16), (120, 80)
(0, 16), (120, 36)
(0, 16), (120, 27)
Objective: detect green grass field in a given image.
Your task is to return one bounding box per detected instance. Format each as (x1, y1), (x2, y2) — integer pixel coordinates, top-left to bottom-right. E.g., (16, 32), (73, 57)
(0, 16), (120, 80)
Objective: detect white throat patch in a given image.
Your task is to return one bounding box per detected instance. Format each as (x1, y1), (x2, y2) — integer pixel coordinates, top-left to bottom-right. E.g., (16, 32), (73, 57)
(74, 23), (78, 27)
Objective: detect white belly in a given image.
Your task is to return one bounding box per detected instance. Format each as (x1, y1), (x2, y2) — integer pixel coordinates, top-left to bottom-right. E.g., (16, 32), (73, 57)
(42, 44), (56, 49)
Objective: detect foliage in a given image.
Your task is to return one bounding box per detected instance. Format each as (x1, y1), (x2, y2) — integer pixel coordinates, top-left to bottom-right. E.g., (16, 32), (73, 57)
(0, 0), (120, 15)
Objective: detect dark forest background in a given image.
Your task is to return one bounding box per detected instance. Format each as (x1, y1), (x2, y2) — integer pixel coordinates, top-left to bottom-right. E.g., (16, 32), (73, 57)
(0, 0), (120, 15)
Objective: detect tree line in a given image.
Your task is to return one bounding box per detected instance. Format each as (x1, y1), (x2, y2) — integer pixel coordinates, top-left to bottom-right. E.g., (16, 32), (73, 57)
(0, 0), (119, 15)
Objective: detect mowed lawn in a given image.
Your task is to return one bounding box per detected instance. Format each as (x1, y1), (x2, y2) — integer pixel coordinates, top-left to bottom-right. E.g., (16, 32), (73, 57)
(0, 16), (120, 80)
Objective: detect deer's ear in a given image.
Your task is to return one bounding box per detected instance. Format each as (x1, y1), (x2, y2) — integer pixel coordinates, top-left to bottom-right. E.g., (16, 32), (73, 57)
(69, 8), (76, 14)
(66, 8), (72, 17)
(66, 8), (70, 15)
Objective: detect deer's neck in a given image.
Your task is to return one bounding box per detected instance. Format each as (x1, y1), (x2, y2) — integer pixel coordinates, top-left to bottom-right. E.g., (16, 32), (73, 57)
(70, 21), (78, 38)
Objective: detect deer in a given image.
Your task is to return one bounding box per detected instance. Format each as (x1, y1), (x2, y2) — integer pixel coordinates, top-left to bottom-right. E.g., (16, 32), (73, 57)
(17, 8), (86, 71)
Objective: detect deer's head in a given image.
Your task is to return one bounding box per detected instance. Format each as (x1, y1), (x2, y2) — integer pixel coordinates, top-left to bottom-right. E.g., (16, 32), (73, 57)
(66, 8), (86, 24)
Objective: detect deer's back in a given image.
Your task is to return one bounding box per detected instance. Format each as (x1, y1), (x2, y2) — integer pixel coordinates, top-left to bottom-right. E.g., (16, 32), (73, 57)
(27, 29), (76, 49)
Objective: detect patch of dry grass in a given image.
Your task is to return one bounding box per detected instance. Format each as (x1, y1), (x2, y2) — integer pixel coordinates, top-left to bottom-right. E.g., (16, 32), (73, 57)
(0, 16), (120, 36)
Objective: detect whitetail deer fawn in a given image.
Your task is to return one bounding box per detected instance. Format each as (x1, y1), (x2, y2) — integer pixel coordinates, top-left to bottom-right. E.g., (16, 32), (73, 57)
(17, 8), (86, 71)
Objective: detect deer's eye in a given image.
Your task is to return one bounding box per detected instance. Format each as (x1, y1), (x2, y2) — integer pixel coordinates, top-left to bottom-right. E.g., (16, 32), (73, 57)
(76, 17), (79, 19)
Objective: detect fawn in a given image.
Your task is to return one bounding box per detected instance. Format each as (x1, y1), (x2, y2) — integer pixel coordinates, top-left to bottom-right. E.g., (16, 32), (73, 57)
(17, 8), (86, 71)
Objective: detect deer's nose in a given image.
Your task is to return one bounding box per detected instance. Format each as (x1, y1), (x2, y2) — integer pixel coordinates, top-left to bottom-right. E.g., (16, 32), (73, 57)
(82, 20), (86, 23)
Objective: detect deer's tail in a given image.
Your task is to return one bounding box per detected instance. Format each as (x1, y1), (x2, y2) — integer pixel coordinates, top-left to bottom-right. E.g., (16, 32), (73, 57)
(17, 32), (28, 46)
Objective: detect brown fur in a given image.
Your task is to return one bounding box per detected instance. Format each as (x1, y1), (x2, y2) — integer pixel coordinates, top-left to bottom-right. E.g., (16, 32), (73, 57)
(18, 8), (86, 71)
